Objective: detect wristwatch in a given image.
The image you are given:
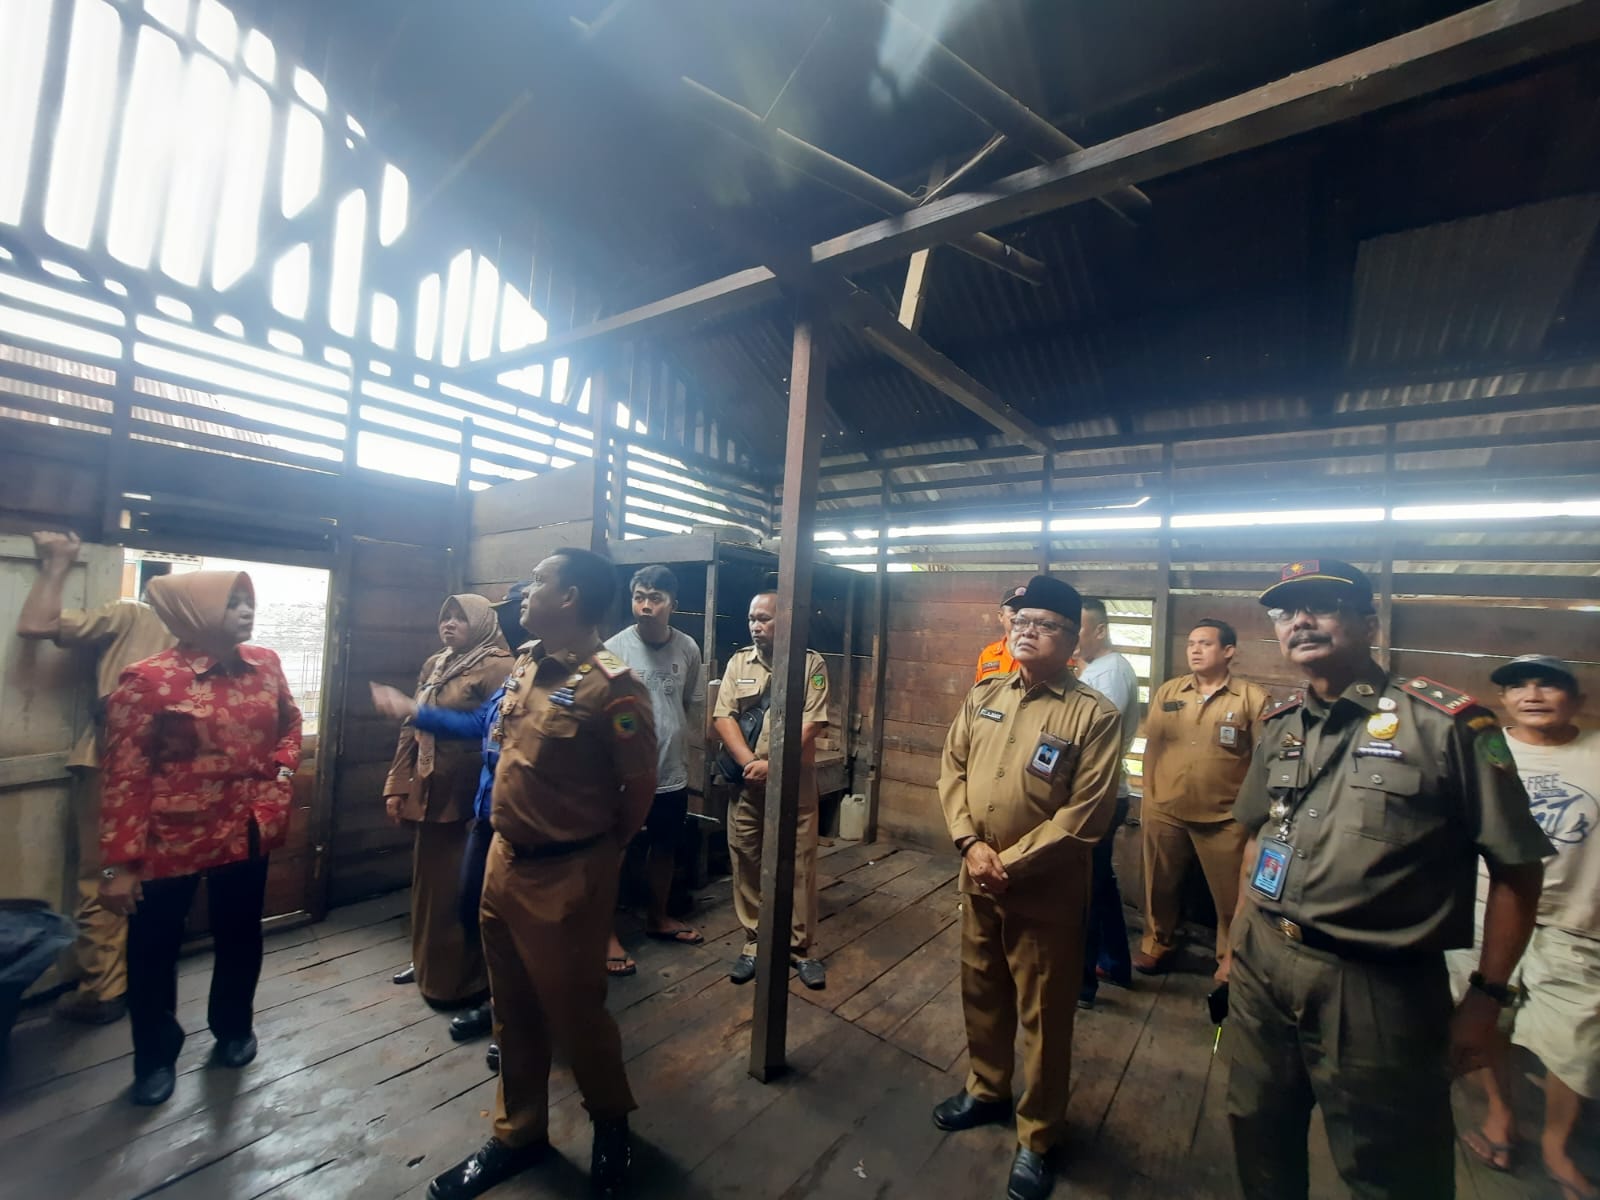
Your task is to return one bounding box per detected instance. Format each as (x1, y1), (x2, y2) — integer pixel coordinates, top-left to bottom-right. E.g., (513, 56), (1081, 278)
(1468, 972), (1517, 1006)
(956, 836), (979, 857)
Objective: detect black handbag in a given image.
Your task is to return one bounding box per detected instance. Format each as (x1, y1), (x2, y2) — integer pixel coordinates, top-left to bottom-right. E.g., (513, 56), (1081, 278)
(715, 689), (771, 785)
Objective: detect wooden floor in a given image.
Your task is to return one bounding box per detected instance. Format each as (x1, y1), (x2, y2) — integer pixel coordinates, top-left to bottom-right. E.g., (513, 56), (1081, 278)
(1, 839), (1588, 1200)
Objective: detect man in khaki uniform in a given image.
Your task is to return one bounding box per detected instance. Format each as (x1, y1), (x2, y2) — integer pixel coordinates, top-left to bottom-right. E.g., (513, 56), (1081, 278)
(15, 531), (173, 1024)
(1136, 618), (1272, 975)
(934, 575), (1124, 1200)
(713, 590), (831, 989)
(428, 548), (657, 1200)
(1223, 558), (1551, 1200)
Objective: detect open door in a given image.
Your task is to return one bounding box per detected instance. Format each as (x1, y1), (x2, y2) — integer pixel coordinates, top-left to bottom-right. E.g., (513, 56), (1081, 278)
(0, 534), (122, 910)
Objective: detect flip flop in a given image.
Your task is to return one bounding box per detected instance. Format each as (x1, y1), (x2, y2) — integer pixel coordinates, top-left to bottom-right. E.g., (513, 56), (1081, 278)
(645, 928), (705, 945)
(1458, 1127), (1516, 1172)
(605, 956), (637, 977)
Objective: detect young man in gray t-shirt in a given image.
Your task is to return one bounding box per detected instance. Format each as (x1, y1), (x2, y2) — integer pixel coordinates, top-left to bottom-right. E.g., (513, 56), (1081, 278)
(603, 565), (706, 972)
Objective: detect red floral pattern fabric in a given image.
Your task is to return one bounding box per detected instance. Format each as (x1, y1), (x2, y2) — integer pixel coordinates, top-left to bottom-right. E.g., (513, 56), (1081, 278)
(100, 644), (303, 880)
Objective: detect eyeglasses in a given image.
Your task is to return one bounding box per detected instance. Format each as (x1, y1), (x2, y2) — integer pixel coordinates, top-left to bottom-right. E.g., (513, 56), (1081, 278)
(1009, 616), (1071, 636)
(1267, 601), (1359, 625)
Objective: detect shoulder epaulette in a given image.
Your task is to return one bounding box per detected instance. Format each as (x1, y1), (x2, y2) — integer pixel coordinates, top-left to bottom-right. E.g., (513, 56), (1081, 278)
(1264, 695), (1302, 720)
(971, 671), (1010, 692)
(593, 648), (631, 680)
(1401, 675), (1477, 717)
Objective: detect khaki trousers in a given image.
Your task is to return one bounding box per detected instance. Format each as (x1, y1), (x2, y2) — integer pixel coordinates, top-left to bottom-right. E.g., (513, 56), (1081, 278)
(480, 835), (636, 1147)
(409, 819), (488, 1006)
(728, 775), (818, 959)
(67, 770), (127, 1002)
(1140, 811), (1248, 961)
(961, 891), (1087, 1154)
(1225, 906), (1455, 1200)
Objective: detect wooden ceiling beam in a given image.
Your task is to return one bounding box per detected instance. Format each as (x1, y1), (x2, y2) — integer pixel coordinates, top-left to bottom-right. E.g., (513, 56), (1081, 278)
(850, 0), (1152, 225)
(467, 0), (1600, 379)
(678, 77), (1047, 287)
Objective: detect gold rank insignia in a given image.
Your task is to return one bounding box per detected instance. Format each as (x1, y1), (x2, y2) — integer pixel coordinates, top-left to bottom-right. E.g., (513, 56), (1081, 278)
(1366, 712), (1400, 741)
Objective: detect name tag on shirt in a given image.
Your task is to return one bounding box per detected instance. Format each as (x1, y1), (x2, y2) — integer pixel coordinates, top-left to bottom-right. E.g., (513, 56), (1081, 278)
(978, 707), (1005, 722)
(1162, 700), (1185, 712)
(1250, 838), (1292, 900)
(1354, 742), (1406, 760)
(1217, 723), (1240, 749)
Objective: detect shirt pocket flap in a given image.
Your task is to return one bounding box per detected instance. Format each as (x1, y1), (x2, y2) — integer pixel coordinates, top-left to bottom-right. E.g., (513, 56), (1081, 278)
(1349, 762), (1422, 796)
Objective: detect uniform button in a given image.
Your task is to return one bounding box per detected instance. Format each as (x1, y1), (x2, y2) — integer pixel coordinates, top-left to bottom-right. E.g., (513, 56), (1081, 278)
(1007, 736), (1015, 744)
(1296, 850), (1306, 859)
(1307, 809), (1318, 818)
(987, 804), (995, 812)
(1370, 774), (1383, 784)
(996, 768), (1005, 778)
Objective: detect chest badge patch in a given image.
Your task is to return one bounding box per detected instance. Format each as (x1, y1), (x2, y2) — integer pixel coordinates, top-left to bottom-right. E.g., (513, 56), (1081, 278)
(978, 707), (1005, 722)
(1366, 712), (1400, 741)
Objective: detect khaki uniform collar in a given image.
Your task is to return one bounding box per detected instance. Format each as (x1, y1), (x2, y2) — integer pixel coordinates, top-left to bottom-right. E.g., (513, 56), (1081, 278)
(1179, 672), (1241, 696)
(1007, 666), (1074, 699)
(526, 640), (600, 670)
(1303, 662), (1388, 717)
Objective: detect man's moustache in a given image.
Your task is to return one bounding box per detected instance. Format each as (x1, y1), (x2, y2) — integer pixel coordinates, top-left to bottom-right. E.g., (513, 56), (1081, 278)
(1288, 633), (1328, 647)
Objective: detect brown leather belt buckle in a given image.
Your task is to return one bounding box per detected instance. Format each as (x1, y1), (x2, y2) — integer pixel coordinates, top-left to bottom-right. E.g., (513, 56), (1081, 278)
(1277, 917), (1303, 943)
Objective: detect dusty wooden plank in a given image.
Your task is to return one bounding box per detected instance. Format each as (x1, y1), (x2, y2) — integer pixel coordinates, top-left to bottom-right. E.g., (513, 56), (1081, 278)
(837, 920), (962, 1035)
(809, 888), (908, 960)
(886, 972), (968, 1073)
(794, 891), (958, 1014)
(874, 856), (959, 904)
(835, 846), (929, 891)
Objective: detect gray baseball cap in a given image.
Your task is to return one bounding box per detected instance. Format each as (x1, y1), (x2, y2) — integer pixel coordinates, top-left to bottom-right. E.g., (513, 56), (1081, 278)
(1490, 654), (1578, 690)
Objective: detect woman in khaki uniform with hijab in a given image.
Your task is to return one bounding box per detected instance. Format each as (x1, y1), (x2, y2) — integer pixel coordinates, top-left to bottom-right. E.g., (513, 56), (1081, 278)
(385, 595), (511, 1007)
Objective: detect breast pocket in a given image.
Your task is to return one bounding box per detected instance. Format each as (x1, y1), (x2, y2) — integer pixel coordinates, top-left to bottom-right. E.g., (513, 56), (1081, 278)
(731, 683), (764, 713)
(1347, 762), (1436, 844)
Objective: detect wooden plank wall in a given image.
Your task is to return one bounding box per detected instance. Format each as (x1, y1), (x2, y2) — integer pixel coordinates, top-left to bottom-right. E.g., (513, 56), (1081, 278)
(467, 461), (596, 597)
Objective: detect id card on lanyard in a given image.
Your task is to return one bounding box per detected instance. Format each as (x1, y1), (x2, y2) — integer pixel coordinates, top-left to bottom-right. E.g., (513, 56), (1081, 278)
(1249, 712), (1360, 902)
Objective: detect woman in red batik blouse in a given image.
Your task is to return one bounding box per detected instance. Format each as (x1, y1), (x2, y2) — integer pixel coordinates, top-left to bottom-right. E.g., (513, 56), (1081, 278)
(98, 570), (302, 1107)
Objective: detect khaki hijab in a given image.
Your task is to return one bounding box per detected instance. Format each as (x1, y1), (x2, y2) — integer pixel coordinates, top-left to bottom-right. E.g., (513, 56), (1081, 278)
(413, 594), (507, 777)
(146, 571), (252, 657)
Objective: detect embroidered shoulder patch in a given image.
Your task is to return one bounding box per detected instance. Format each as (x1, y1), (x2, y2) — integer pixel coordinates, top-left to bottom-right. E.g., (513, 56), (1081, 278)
(593, 649), (630, 679)
(612, 709), (639, 739)
(1403, 675), (1476, 716)
(811, 672), (826, 690)
(1475, 728), (1514, 771)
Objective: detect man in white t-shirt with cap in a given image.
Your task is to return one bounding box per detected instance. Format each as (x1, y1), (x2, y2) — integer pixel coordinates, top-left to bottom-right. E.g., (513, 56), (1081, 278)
(1457, 654), (1598, 1197)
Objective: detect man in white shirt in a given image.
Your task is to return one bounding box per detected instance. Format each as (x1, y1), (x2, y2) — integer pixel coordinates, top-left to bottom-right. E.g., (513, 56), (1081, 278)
(1457, 654), (1597, 1197)
(603, 566), (706, 974)
(1075, 598), (1139, 1007)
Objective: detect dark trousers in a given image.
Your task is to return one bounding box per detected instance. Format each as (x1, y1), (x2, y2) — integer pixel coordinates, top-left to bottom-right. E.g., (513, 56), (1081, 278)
(1081, 795), (1132, 996)
(1225, 906), (1455, 1199)
(126, 853), (269, 1077)
(458, 818), (495, 951)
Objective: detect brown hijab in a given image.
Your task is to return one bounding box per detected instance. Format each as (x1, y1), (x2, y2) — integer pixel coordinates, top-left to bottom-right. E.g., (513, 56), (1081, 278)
(146, 571), (252, 657)
(413, 594), (507, 777)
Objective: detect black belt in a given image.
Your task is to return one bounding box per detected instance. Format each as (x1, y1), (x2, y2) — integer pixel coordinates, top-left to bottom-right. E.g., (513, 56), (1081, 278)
(503, 831), (607, 862)
(1259, 910), (1431, 967)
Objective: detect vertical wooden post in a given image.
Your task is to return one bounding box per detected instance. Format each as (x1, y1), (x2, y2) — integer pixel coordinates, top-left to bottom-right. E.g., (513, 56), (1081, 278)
(1376, 425), (1397, 669)
(1038, 451), (1055, 574)
(1149, 447), (1175, 690)
(612, 439), (629, 543)
(750, 306), (827, 1083)
(589, 365), (611, 554)
(863, 470), (892, 845)
(450, 418), (474, 594)
(702, 557), (719, 807)
(839, 573), (856, 792)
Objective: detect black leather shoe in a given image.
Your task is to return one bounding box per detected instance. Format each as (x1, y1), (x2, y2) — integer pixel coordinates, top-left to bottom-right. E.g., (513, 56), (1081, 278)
(450, 1003), (494, 1042)
(485, 1042), (500, 1073)
(793, 958), (826, 990)
(130, 1067), (176, 1106)
(590, 1116), (630, 1199)
(932, 1089), (1012, 1132)
(54, 991), (127, 1025)
(1007, 1147), (1052, 1200)
(213, 1034), (258, 1068)
(729, 954), (756, 984)
(394, 964), (416, 985)
(427, 1137), (547, 1200)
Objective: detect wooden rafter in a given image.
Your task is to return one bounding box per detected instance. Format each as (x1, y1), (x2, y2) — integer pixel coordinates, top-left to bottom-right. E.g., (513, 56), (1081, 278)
(469, 0), (1600, 383)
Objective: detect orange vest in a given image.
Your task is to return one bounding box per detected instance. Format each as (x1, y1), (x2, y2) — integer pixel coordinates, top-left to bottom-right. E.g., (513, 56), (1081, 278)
(974, 638), (1017, 684)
